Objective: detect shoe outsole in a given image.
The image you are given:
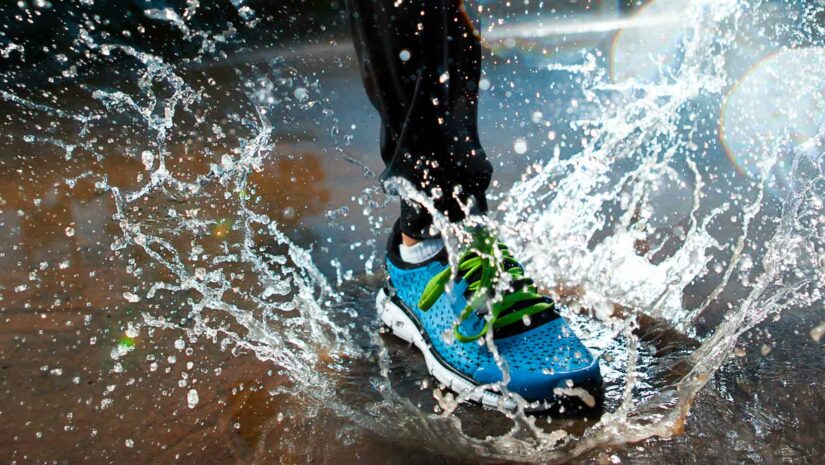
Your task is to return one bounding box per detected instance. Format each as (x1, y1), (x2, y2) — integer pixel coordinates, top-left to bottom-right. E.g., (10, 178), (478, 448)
(377, 289), (603, 413)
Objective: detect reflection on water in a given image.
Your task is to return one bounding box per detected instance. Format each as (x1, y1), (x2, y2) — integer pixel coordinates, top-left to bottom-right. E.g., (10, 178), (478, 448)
(1, 0), (824, 464)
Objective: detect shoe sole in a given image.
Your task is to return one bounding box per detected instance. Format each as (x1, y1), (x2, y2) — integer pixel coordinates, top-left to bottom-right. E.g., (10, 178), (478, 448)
(377, 288), (518, 410)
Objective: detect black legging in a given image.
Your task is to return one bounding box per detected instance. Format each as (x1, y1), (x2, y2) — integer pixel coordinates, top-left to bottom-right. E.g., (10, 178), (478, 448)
(346, 0), (492, 239)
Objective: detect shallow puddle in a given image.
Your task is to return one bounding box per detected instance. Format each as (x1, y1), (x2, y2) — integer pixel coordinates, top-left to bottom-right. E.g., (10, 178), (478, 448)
(1, 1), (824, 464)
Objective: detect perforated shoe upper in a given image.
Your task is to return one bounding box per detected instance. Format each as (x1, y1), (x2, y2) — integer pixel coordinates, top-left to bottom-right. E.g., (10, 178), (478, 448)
(384, 225), (601, 401)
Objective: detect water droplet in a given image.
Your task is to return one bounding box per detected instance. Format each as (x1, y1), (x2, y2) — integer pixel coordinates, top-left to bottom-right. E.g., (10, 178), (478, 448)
(733, 347), (746, 357)
(187, 389), (199, 408)
(141, 150), (154, 170)
(441, 328), (455, 346)
(294, 87), (309, 101)
(809, 322), (824, 342)
(125, 325), (139, 338)
(514, 138), (528, 154)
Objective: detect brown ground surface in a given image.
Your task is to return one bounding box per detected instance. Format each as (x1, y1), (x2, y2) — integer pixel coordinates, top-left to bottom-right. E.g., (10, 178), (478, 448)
(0, 141), (441, 465)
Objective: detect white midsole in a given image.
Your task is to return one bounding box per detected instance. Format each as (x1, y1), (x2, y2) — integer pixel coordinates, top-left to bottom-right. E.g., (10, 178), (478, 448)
(376, 288), (521, 411)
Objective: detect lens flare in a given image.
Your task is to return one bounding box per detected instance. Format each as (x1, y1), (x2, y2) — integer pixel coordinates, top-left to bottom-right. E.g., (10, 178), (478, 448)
(720, 47), (825, 184)
(610, 0), (690, 83)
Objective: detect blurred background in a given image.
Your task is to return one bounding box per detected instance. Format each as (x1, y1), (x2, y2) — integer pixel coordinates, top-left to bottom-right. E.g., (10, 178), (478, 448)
(1, 1), (823, 464)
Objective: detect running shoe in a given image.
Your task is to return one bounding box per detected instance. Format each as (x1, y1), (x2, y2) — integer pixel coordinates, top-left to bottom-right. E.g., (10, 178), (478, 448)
(377, 222), (603, 411)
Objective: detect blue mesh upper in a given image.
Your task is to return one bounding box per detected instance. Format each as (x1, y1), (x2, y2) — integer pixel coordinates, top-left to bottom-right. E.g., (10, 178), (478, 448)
(386, 256), (601, 400)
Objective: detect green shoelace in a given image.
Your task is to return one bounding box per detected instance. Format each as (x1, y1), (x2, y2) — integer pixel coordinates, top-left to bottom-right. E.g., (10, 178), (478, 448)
(417, 235), (554, 343)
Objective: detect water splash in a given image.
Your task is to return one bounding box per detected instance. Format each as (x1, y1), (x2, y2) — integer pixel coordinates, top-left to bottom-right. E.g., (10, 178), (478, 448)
(387, 0), (824, 459)
(2, 0), (823, 462)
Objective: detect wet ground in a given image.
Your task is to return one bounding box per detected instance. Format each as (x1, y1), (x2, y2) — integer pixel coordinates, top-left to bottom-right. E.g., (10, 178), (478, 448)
(1, 144), (822, 463)
(2, 2), (825, 464)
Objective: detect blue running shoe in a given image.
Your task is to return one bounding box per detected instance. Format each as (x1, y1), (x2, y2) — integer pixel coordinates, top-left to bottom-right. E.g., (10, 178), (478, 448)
(377, 223), (602, 411)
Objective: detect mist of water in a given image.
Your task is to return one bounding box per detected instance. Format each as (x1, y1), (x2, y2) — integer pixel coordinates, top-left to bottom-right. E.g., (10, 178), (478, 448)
(2, 0), (823, 462)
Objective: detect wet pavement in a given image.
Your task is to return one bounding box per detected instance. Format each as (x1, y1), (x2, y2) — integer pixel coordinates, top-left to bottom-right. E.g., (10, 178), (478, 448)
(1, 2), (825, 464)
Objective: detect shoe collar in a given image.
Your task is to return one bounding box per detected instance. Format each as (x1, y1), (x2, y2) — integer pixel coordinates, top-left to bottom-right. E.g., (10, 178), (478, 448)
(385, 220), (448, 270)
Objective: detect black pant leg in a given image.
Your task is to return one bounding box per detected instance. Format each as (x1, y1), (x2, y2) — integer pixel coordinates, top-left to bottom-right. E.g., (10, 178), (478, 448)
(346, 0), (492, 239)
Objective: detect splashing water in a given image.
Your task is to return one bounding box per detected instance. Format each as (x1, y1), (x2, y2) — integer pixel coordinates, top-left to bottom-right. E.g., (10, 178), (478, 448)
(1, 0), (823, 462)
